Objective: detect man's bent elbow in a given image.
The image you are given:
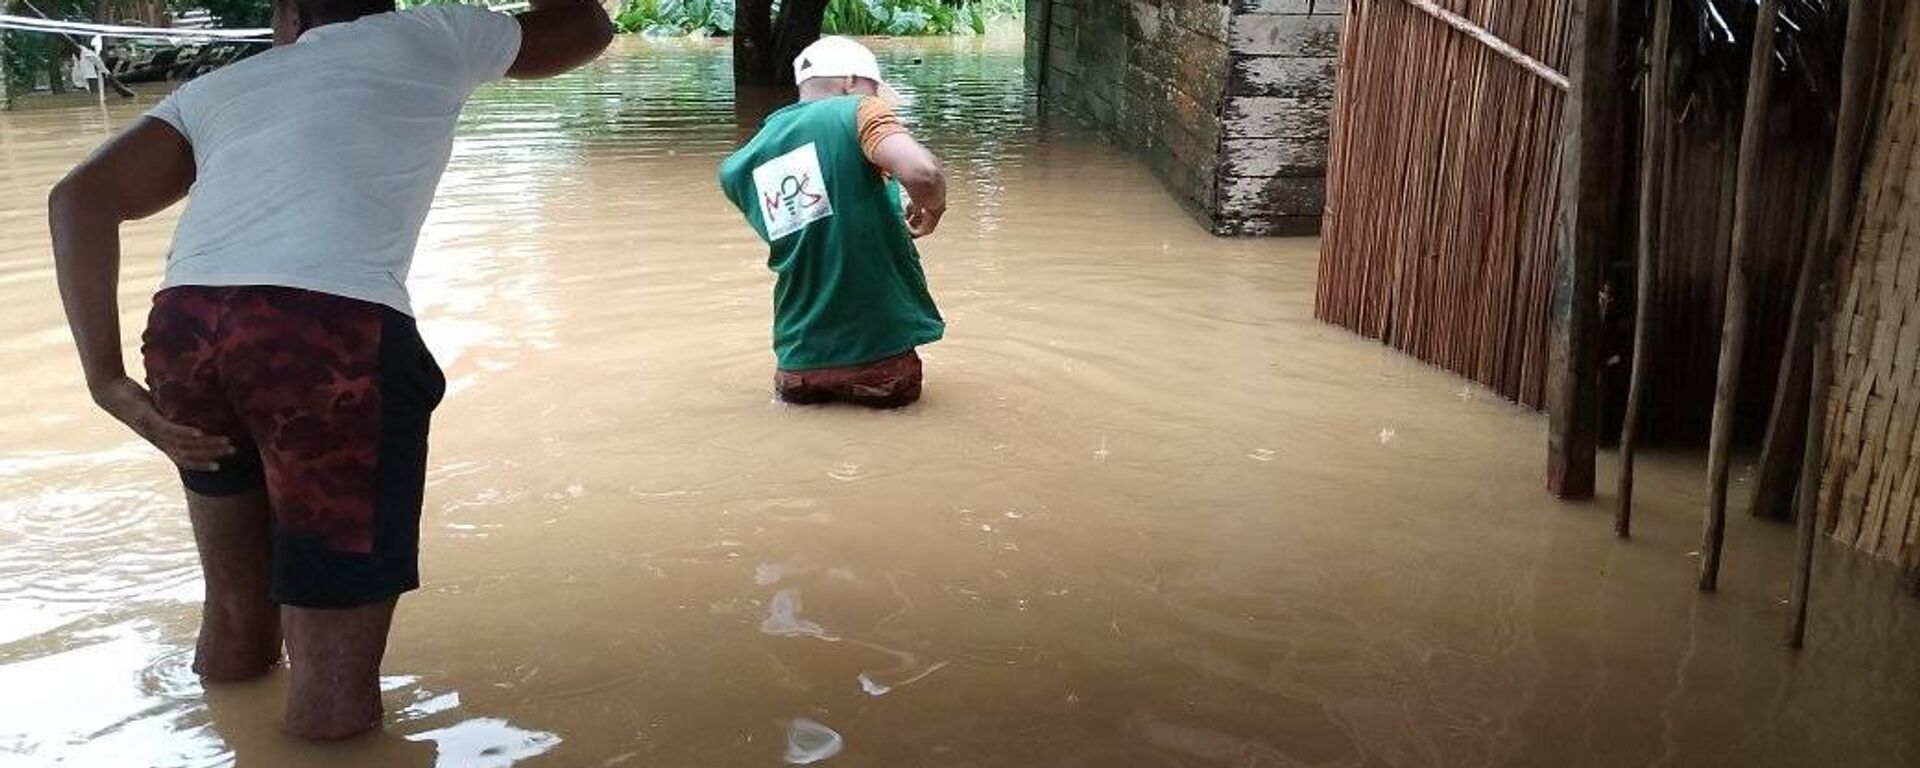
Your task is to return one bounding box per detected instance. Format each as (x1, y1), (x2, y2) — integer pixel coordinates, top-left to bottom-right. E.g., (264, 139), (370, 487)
(898, 159), (944, 192)
(573, 12), (614, 62)
(48, 164), (127, 246)
(510, 4), (616, 80)
(588, 12), (615, 53)
(47, 170), (93, 231)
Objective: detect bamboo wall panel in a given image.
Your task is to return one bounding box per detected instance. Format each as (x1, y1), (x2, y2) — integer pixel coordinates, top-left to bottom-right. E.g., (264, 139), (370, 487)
(1316, 0), (1572, 408)
(1320, 0), (1817, 438)
(1822, 0), (1920, 570)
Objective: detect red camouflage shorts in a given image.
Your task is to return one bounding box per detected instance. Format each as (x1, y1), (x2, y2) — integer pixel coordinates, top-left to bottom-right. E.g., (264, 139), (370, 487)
(141, 286), (445, 608)
(775, 350), (923, 409)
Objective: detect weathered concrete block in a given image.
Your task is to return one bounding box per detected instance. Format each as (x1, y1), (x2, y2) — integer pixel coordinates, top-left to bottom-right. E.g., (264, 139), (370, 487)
(1231, 14), (1342, 57)
(1232, 0), (1344, 15)
(1214, 214), (1324, 237)
(1170, 0), (1233, 42)
(1219, 173), (1327, 217)
(1031, 0), (1339, 236)
(1225, 96), (1332, 139)
(1129, 45), (1226, 120)
(1220, 137), (1330, 177)
(1233, 0), (1314, 13)
(1228, 55), (1337, 98)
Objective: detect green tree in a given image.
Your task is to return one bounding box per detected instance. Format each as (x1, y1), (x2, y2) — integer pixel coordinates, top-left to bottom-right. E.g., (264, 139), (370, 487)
(185, 0), (272, 27)
(2, 0), (104, 95)
(731, 0), (1005, 85)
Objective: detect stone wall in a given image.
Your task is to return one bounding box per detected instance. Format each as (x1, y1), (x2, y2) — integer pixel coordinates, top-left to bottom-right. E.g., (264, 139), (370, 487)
(1025, 0), (1340, 236)
(1026, 0), (1232, 224)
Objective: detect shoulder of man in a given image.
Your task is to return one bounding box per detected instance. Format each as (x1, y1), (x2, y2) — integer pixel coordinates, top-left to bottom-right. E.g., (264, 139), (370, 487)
(853, 96), (908, 162)
(391, 3), (523, 86)
(402, 2), (504, 24)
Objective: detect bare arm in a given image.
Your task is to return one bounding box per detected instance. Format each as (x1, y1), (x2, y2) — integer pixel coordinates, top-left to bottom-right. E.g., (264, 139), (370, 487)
(509, 0), (614, 80)
(870, 132), (947, 238)
(49, 118), (232, 470)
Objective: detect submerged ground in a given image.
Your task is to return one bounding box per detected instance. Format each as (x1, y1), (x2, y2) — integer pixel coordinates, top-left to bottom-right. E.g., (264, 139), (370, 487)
(1, 35), (1917, 768)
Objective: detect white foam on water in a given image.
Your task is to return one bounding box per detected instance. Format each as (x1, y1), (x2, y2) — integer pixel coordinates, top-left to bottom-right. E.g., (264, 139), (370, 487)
(755, 560), (814, 586)
(784, 718), (844, 765)
(760, 588), (833, 639)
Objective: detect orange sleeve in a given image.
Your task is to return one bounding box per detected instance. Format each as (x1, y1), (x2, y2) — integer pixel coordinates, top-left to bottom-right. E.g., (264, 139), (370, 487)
(857, 96), (910, 165)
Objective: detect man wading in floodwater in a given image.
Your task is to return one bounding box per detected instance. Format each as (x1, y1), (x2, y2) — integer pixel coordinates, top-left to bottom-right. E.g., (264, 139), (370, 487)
(48, 0), (609, 740)
(720, 36), (949, 409)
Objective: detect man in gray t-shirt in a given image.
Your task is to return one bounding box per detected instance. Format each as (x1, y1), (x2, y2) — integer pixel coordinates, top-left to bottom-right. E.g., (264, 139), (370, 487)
(48, 0), (610, 741)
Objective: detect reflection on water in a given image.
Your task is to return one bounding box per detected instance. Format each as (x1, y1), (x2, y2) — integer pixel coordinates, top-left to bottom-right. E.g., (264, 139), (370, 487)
(4, 34), (1920, 767)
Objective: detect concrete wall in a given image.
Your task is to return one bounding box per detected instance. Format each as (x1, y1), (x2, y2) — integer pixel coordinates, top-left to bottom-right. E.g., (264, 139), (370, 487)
(1027, 0), (1232, 224)
(1025, 0), (1340, 236)
(1219, 0), (1341, 236)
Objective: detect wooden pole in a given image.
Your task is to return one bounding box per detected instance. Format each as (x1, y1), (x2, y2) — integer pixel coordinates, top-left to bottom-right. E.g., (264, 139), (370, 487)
(1789, 308), (1833, 645)
(1752, 193), (1825, 522)
(1616, 0), (1674, 537)
(1549, 0), (1620, 500)
(1789, 0), (1877, 649)
(1395, 0), (1570, 91)
(1699, 0), (1781, 592)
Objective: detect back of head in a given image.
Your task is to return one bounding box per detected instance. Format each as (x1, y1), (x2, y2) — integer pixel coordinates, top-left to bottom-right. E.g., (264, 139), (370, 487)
(792, 36), (900, 105)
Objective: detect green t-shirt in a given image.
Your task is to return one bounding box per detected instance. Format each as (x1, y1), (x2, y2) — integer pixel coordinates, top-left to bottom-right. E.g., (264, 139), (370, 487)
(719, 95), (945, 371)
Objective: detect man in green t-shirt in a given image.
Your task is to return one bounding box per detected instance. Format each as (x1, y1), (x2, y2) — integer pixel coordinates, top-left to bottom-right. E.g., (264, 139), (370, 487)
(719, 36), (948, 409)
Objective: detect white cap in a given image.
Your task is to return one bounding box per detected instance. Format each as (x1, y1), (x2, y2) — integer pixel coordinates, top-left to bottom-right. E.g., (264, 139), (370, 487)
(793, 36), (904, 105)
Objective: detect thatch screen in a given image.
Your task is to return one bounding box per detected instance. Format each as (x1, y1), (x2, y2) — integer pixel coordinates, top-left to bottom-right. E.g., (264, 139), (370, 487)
(1315, 0), (1572, 408)
(1318, 0), (1825, 447)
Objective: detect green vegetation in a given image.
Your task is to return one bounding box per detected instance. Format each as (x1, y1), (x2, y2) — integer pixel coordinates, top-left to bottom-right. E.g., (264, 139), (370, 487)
(1, 0), (1018, 98)
(195, 0), (273, 27)
(615, 0), (735, 36)
(2, 0), (265, 95)
(615, 0), (1019, 37)
(2, 0), (106, 95)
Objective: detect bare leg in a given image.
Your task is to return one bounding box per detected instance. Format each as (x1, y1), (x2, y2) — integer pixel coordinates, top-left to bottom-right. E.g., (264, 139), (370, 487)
(187, 487), (282, 681)
(282, 598), (397, 741)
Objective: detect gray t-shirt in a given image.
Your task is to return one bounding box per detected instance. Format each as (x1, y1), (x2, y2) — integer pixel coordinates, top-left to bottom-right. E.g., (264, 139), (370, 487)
(145, 5), (522, 315)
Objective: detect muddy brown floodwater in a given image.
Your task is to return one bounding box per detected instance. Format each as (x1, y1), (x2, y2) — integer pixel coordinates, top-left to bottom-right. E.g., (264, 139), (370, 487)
(3, 35), (1919, 768)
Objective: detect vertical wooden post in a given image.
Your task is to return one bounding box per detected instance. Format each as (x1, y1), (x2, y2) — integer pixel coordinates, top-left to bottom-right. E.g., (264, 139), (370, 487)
(1700, 0), (1782, 592)
(1789, 309), (1833, 645)
(1789, 0), (1877, 649)
(1549, 0), (1620, 500)
(1752, 195), (1824, 522)
(1617, 0), (1674, 536)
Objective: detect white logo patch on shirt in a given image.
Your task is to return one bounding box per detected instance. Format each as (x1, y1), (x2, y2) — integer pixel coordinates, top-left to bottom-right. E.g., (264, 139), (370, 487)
(753, 143), (834, 240)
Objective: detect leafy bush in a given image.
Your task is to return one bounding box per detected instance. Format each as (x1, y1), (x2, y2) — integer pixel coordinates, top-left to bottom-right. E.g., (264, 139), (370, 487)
(614, 0), (735, 36)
